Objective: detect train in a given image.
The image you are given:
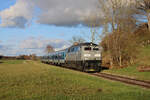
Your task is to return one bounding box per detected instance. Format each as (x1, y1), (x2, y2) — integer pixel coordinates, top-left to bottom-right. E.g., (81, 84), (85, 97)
(41, 42), (102, 72)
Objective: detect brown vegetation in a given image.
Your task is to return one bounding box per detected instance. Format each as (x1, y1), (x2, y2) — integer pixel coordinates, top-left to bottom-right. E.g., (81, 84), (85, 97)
(0, 54), (38, 60)
(101, 23), (150, 68)
(69, 36), (85, 44)
(137, 65), (150, 72)
(136, 0), (150, 31)
(135, 23), (150, 46)
(101, 30), (139, 67)
(99, 0), (150, 68)
(45, 45), (54, 53)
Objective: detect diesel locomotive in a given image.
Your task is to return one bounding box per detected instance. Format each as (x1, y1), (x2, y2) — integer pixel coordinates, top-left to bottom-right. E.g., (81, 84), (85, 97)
(41, 42), (102, 72)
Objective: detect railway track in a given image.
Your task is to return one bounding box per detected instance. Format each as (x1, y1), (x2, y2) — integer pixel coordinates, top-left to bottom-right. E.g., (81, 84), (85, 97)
(92, 73), (150, 89)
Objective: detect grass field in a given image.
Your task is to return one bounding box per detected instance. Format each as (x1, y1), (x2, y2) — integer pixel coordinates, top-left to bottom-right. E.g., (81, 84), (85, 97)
(0, 60), (150, 100)
(137, 45), (150, 66)
(103, 45), (150, 81)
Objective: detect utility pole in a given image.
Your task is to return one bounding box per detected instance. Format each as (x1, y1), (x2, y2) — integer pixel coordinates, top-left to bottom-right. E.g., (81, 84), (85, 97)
(90, 24), (96, 43)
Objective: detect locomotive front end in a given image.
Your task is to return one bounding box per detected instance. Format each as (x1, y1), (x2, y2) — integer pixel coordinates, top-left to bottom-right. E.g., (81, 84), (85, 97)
(82, 43), (102, 72)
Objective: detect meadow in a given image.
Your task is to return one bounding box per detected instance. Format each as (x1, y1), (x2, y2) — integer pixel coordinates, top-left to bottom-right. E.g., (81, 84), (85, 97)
(0, 60), (150, 100)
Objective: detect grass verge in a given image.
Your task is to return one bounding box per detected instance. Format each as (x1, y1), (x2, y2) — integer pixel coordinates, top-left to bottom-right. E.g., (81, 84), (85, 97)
(0, 60), (150, 100)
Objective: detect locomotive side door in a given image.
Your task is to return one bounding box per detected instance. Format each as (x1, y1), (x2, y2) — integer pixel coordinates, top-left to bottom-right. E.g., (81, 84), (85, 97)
(74, 46), (82, 70)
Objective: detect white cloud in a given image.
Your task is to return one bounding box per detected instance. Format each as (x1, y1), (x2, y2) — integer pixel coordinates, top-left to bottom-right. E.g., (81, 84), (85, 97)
(19, 36), (70, 50)
(0, 0), (135, 28)
(0, 0), (102, 27)
(18, 37), (70, 55)
(35, 0), (101, 26)
(0, 0), (34, 28)
(0, 37), (70, 56)
(0, 44), (14, 56)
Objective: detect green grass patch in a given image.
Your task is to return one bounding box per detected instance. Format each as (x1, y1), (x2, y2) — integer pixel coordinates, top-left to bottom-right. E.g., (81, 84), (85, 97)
(137, 45), (150, 65)
(0, 60), (24, 64)
(0, 60), (150, 100)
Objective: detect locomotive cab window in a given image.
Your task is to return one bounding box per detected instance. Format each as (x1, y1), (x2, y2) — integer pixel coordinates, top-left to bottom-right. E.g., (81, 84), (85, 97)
(93, 48), (99, 51)
(84, 47), (91, 51)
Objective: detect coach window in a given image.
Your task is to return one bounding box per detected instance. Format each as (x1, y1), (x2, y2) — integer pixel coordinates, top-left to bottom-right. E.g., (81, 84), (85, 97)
(77, 47), (79, 52)
(61, 53), (63, 59)
(61, 53), (64, 59)
(58, 53), (60, 59)
(74, 47), (77, 52)
(68, 49), (71, 53)
(77, 47), (79, 51)
(71, 48), (74, 52)
(75, 47), (79, 52)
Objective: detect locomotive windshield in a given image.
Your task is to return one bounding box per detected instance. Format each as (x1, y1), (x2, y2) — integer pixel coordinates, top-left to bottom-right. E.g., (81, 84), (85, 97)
(84, 47), (91, 51)
(84, 46), (99, 51)
(93, 48), (99, 51)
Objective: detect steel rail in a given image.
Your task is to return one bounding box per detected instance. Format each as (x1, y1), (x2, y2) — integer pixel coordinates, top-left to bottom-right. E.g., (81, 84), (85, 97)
(92, 73), (150, 89)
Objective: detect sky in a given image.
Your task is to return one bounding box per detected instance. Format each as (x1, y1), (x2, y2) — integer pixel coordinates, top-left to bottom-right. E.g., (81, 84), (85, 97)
(0, 0), (138, 56)
(0, 0), (104, 56)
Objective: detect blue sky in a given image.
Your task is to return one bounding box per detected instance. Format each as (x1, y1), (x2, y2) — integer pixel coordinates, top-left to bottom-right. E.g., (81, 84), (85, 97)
(0, 0), (143, 56)
(0, 0), (103, 56)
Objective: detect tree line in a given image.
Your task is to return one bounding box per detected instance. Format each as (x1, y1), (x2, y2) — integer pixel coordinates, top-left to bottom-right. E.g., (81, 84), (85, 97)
(99, 0), (150, 68)
(0, 54), (38, 60)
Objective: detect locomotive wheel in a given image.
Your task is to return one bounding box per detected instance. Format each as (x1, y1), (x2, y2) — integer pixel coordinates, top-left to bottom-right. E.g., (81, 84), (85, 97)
(97, 67), (102, 72)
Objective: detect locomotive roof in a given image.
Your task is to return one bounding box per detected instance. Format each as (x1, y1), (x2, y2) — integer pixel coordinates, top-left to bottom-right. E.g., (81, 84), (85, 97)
(72, 42), (98, 47)
(45, 42), (98, 55)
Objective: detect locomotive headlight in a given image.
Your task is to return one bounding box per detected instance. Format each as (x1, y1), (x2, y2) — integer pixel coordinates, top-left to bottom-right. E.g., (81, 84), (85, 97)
(84, 54), (91, 57)
(95, 54), (101, 57)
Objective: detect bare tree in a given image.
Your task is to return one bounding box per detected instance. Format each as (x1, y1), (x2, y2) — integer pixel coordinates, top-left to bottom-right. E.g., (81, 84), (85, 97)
(136, 0), (150, 31)
(80, 25), (101, 44)
(101, 30), (139, 67)
(45, 45), (54, 53)
(69, 35), (85, 44)
(30, 54), (37, 60)
(98, 0), (137, 32)
(98, 0), (138, 67)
